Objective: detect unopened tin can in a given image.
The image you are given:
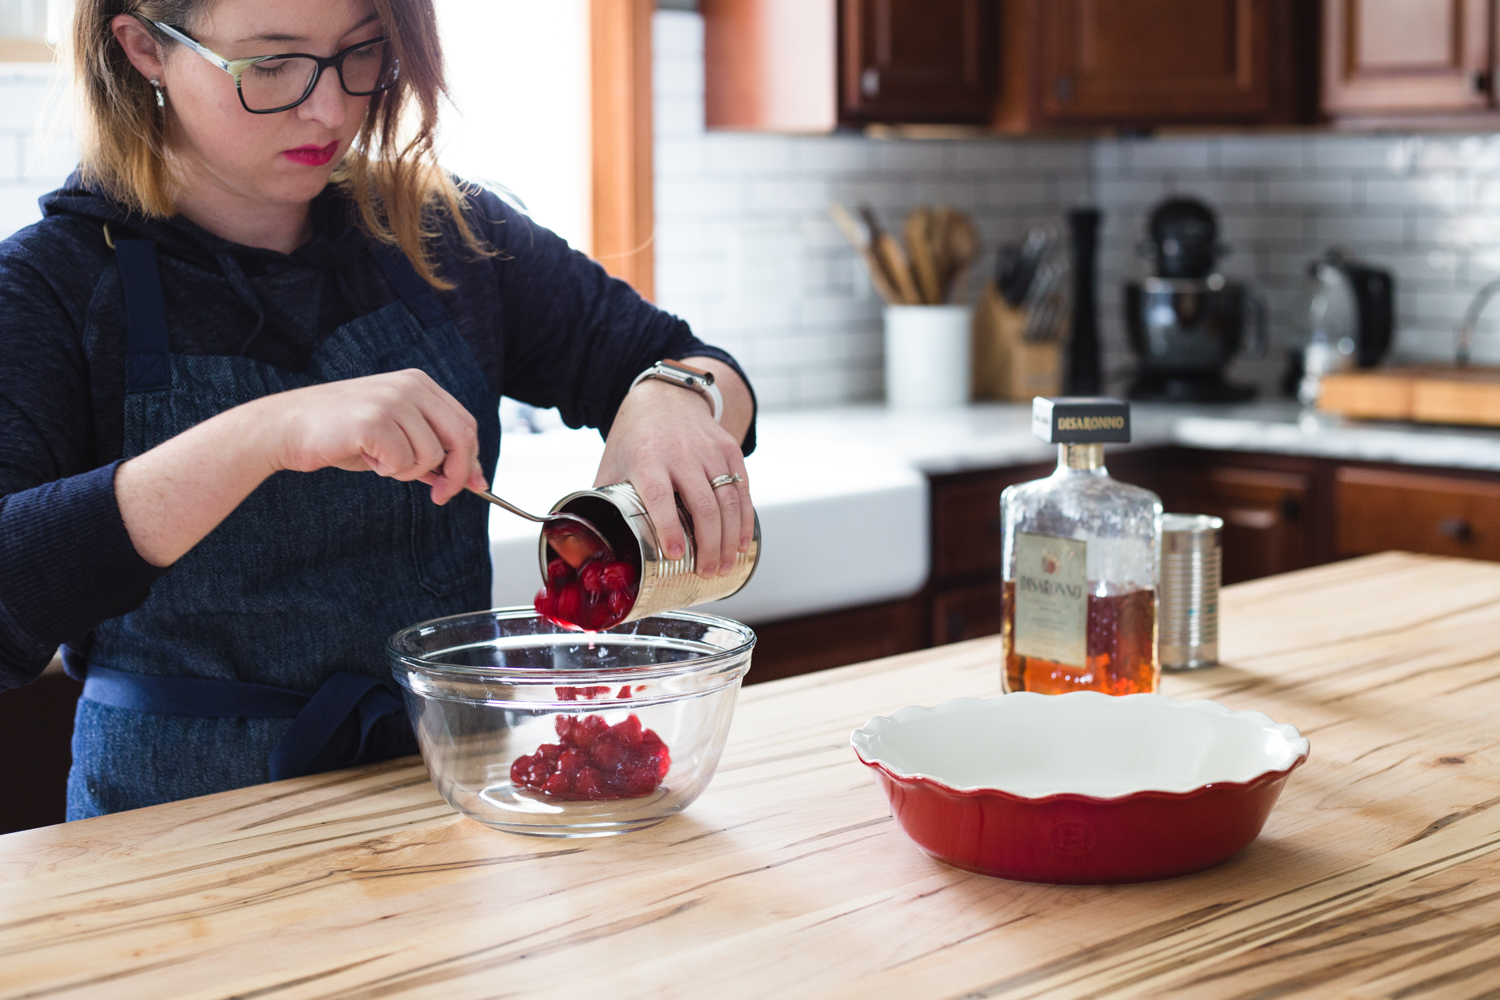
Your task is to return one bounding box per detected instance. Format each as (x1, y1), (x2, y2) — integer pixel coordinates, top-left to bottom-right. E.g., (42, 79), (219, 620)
(539, 482), (760, 624)
(1159, 513), (1222, 671)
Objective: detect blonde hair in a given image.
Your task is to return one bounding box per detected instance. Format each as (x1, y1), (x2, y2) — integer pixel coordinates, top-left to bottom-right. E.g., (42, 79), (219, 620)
(72, 0), (485, 288)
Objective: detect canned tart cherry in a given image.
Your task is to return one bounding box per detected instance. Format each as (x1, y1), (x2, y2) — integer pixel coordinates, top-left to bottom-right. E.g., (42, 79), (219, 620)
(510, 713), (671, 800)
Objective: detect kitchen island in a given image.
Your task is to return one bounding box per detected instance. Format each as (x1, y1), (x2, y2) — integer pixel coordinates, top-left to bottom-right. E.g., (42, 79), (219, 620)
(4, 551), (1499, 999)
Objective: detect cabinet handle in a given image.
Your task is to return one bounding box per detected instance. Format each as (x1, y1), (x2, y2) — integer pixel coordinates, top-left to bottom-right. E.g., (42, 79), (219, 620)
(1475, 71), (1492, 93)
(1439, 517), (1473, 543)
(861, 68), (880, 98)
(1281, 496), (1301, 523)
(1055, 76), (1074, 102)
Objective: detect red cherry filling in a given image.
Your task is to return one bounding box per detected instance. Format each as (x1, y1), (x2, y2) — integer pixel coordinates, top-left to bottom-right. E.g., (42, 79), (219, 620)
(535, 551), (641, 632)
(510, 713), (670, 800)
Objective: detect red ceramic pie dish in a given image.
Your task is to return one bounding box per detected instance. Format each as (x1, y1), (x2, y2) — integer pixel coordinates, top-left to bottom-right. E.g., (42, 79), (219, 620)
(852, 692), (1309, 884)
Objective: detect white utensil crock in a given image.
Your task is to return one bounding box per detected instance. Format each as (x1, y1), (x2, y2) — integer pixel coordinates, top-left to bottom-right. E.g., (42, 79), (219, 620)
(883, 304), (973, 410)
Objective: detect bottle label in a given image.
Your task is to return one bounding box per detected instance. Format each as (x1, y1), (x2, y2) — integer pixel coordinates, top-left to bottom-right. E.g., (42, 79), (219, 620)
(1014, 532), (1087, 667)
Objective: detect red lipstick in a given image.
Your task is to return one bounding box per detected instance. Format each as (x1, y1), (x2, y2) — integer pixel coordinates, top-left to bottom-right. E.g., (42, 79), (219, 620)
(282, 141), (339, 166)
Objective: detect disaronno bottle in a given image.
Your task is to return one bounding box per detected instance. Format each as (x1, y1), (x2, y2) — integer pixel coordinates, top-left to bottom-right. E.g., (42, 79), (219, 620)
(1001, 397), (1162, 695)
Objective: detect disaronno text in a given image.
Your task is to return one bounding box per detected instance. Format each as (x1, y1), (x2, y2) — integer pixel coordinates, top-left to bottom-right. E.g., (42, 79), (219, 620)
(1057, 415), (1126, 431)
(1018, 577), (1084, 599)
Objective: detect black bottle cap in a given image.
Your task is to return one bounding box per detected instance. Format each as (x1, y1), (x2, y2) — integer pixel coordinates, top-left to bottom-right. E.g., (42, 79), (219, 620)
(1032, 396), (1131, 444)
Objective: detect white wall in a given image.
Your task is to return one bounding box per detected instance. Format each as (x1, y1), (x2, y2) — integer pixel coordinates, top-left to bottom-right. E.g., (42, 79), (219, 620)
(434, 0), (590, 251)
(0, 62), (73, 237)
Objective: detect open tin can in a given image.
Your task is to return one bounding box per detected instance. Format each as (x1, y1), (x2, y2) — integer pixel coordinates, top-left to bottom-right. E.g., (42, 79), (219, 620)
(537, 482), (761, 624)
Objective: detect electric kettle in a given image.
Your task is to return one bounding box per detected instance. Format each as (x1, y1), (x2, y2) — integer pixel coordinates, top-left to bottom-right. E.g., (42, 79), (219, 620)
(1297, 250), (1395, 405)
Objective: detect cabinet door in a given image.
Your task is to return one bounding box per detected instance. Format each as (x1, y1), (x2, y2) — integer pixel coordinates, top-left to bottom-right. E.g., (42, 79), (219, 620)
(932, 580), (1003, 645)
(1036, 0), (1279, 123)
(1323, 0), (1491, 115)
(1164, 465), (1312, 584)
(840, 0), (996, 124)
(747, 596), (925, 684)
(930, 464), (1050, 581)
(1336, 467), (1500, 560)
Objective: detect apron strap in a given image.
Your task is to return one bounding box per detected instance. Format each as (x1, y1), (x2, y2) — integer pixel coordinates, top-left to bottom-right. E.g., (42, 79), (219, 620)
(267, 673), (406, 782)
(115, 238), (172, 394)
(82, 664), (409, 781)
(369, 243), (452, 330)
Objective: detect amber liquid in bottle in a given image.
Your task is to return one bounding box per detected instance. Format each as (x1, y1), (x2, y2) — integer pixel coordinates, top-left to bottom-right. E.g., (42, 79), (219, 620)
(1002, 582), (1157, 695)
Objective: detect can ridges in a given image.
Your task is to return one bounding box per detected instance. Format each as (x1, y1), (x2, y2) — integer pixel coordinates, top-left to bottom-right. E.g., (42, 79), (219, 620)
(543, 482), (761, 625)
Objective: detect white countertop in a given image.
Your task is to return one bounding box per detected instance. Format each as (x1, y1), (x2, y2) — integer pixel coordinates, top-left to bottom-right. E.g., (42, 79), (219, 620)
(490, 400), (1500, 626)
(767, 401), (1500, 475)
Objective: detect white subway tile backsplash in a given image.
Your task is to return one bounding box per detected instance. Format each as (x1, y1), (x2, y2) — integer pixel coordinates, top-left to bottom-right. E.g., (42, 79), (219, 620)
(1094, 176), (1169, 208)
(748, 177), (831, 212)
(1215, 136), (1310, 171)
(1365, 174), (1465, 210)
(1309, 136), (1413, 172)
(1167, 177), (1258, 209)
(1265, 176), (1358, 207)
(953, 141), (1026, 172)
(705, 134), (794, 175)
(793, 135), (875, 172)
(1124, 137), (1214, 172)
(983, 177), (1052, 206)
(875, 139), (955, 172)
(1411, 135), (1500, 172)
(654, 96), (706, 139)
(1021, 142), (1091, 171)
(656, 177), (750, 218)
(1312, 213), (1407, 247)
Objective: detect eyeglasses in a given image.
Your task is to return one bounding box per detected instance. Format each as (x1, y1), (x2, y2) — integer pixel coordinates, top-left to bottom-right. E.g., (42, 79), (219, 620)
(147, 19), (400, 114)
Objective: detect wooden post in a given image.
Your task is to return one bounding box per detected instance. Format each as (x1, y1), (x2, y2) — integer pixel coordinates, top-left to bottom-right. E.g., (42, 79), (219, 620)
(590, 0), (656, 301)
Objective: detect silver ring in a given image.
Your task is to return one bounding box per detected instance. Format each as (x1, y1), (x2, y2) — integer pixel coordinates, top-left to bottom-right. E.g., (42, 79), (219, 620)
(710, 473), (744, 490)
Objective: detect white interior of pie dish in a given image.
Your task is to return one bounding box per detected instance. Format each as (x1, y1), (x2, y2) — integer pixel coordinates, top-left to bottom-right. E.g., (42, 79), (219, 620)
(852, 692), (1308, 799)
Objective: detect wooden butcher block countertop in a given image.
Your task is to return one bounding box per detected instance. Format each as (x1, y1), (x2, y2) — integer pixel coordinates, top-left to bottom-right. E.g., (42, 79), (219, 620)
(4, 552), (1500, 1000)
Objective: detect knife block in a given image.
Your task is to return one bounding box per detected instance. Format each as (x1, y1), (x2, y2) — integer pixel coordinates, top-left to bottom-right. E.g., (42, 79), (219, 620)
(972, 283), (1062, 401)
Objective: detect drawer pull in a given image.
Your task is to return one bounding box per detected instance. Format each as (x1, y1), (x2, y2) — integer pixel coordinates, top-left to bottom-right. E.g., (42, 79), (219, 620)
(1438, 517), (1473, 543)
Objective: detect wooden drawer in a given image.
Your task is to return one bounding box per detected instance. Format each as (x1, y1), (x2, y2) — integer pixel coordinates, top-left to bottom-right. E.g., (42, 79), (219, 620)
(1163, 464), (1312, 584)
(745, 596), (925, 686)
(930, 465), (1046, 581)
(1336, 467), (1500, 561)
(931, 580), (1002, 646)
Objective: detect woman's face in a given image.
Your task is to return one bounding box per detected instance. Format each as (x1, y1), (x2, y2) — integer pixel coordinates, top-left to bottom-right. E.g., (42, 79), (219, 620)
(148, 0), (383, 209)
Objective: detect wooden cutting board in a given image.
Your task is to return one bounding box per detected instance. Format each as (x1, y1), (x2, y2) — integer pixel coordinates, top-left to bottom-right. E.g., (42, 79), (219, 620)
(1317, 364), (1500, 426)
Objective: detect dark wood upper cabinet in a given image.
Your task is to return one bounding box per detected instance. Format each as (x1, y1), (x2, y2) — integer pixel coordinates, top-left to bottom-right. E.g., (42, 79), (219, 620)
(839, 0), (997, 125)
(996, 0), (1316, 128)
(1322, 0), (1493, 117)
(704, 0), (995, 130)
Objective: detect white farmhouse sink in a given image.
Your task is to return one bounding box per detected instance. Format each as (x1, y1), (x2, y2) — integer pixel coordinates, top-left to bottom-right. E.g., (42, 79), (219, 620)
(488, 415), (928, 625)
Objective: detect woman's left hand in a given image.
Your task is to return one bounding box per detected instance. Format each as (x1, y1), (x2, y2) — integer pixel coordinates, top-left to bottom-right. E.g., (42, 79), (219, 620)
(594, 358), (754, 578)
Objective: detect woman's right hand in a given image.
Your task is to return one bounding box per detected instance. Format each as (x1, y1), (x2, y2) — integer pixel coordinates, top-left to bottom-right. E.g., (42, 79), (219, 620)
(117, 369), (485, 568)
(263, 369), (487, 505)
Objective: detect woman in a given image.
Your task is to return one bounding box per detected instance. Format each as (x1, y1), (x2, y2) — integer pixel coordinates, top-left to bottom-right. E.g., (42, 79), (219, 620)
(0, 0), (756, 818)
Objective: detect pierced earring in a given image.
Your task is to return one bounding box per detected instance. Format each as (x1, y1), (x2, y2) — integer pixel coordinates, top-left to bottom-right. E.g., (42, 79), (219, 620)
(150, 78), (165, 109)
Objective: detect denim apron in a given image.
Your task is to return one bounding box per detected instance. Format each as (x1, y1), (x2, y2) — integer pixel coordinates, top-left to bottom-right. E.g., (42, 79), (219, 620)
(66, 237), (498, 819)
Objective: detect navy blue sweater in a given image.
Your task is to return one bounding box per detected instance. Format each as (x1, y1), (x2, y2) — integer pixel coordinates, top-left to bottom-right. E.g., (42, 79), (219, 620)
(0, 178), (752, 689)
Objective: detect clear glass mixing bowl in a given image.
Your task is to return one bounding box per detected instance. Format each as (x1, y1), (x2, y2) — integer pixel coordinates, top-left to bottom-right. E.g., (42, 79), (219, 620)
(388, 608), (755, 837)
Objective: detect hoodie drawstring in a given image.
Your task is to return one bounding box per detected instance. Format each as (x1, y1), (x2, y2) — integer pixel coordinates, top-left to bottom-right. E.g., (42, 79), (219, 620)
(216, 250), (268, 355)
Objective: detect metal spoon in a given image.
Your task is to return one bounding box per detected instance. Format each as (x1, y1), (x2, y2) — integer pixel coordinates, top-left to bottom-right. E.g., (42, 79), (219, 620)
(468, 487), (614, 567)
